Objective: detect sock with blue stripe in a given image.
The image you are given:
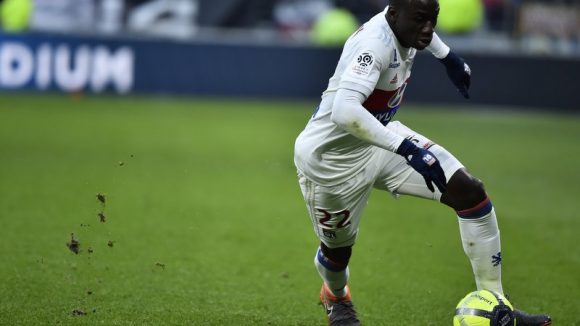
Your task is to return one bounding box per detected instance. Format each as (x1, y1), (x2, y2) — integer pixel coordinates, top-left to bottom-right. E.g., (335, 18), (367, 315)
(457, 197), (503, 294)
(314, 247), (349, 298)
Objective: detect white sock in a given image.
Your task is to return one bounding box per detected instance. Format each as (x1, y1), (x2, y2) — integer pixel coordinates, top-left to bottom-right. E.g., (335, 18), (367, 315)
(314, 248), (349, 297)
(458, 205), (503, 295)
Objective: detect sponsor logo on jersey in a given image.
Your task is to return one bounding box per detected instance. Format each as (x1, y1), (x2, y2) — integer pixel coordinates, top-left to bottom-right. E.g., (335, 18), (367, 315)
(388, 82), (407, 109)
(362, 82), (408, 126)
(388, 49), (400, 68)
(351, 52), (374, 76)
(389, 74), (398, 84)
(372, 108), (398, 125)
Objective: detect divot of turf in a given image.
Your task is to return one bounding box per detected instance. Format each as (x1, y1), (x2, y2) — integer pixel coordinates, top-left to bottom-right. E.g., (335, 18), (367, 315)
(66, 233), (80, 254)
(96, 193), (106, 205)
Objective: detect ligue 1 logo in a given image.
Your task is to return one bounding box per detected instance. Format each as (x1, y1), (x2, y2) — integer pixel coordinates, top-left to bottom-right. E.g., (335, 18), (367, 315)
(352, 52), (374, 76)
(357, 53), (373, 67)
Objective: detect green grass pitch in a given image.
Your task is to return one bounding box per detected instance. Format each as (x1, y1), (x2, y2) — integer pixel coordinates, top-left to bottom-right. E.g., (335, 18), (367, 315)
(0, 94), (578, 325)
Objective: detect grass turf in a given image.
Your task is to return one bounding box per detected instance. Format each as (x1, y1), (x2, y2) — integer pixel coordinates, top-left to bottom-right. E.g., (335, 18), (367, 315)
(0, 94), (578, 325)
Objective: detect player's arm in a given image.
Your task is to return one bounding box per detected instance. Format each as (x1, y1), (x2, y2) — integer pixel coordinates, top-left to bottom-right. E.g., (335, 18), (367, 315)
(331, 88), (446, 192)
(331, 47), (405, 152)
(332, 45), (446, 192)
(331, 88), (405, 152)
(426, 32), (450, 58)
(427, 33), (471, 99)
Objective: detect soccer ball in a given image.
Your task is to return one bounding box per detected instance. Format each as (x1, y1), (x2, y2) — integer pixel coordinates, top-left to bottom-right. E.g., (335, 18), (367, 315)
(453, 290), (515, 326)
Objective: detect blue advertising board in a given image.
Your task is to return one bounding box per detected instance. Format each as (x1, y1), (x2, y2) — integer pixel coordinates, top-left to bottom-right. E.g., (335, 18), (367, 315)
(0, 32), (340, 98)
(1, 31), (578, 110)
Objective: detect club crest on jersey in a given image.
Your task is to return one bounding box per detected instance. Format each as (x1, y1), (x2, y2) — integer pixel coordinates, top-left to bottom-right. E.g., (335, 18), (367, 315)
(388, 49), (400, 68)
(351, 52), (374, 76)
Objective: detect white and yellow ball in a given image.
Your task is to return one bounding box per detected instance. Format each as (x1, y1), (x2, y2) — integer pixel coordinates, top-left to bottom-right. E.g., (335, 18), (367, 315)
(454, 290), (515, 326)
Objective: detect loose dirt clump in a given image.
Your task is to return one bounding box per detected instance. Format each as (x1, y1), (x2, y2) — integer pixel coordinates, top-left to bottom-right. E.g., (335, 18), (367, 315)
(66, 233), (80, 254)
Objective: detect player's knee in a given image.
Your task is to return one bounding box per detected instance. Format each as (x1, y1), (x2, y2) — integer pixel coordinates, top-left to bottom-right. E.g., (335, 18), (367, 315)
(320, 242), (352, 266)
(443, 169), (487, 210)
(464, 176), (486, 201)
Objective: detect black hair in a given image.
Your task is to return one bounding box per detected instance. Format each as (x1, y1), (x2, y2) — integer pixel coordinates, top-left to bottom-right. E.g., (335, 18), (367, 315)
(389, 0), (409, 10)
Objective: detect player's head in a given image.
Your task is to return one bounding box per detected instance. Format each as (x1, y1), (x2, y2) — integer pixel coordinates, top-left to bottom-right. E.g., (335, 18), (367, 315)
(387, 0), (439, 50)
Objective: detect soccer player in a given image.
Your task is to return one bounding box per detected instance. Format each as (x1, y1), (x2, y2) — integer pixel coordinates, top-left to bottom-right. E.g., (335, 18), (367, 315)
(293, 0), (552, 325)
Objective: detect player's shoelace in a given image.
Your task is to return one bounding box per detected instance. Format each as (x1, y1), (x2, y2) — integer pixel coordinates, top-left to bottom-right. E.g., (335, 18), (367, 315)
(328, 301), (360, 326)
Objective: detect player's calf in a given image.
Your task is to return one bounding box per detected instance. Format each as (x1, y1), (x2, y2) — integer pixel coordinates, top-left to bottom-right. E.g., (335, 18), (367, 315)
(445, 171), (503, 294)
(315, 244), (352, 297)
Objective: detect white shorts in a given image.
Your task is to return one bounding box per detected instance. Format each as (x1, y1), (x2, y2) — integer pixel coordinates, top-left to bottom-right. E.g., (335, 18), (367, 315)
(297, 121), (464, 248)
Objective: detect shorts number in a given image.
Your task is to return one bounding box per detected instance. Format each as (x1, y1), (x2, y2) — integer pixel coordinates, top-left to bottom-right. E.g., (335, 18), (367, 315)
(317, 209), (352, 229)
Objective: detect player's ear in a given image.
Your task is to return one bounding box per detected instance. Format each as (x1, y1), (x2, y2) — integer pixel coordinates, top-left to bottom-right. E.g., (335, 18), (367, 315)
(386, 6), (398, 22)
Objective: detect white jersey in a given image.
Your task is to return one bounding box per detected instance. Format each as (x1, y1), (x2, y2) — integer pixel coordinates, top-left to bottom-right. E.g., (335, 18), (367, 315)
(294, 8), (416, 186)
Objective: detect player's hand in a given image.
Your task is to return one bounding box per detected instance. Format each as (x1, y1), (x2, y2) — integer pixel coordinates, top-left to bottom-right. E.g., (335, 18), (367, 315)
(396, 138), (447, 193)
(439, 51), (471, 99)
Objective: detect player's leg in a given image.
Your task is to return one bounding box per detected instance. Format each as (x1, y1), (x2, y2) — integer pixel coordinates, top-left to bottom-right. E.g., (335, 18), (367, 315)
(440, 169), (503, 294)
(378, 147), (504, 292)
(442, 172), (552, 326)
(377, 121), (503, 293)
(315, 243), (351, 298)
(298, 170), (373, 325)
(375, 121), (551, 325)
(441, 169), (551, 325)
(317, 244), (361, 326)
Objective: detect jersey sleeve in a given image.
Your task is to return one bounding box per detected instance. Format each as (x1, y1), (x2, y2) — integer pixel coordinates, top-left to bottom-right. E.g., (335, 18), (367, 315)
(331, 88), (405, 153)
(426, 32), (450, 59)
(338, 41), (388, 97)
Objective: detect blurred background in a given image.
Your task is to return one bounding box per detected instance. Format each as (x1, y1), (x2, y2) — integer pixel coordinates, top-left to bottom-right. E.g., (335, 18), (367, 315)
(0, 0), (579, 109)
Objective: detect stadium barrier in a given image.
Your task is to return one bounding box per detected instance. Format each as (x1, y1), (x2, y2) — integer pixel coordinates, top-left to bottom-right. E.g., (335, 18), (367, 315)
(0, 31), (578, 111)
